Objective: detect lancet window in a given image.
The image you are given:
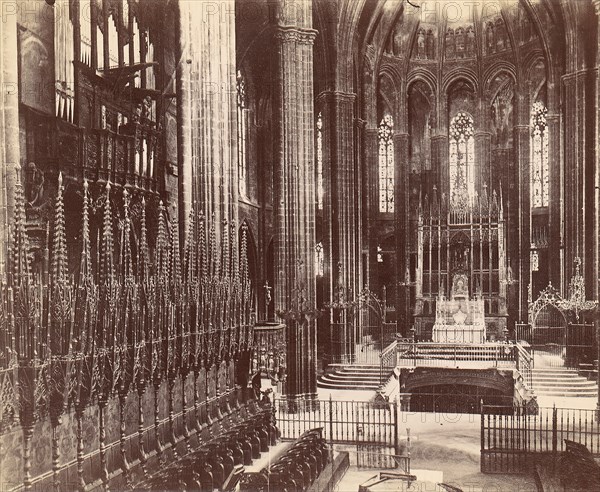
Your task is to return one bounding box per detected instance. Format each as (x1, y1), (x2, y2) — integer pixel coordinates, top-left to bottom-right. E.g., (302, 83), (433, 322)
(237, 70), (248, 197)
(378, 115), (395, 213)
(316, 112), (324, 209)
(449, 112), (475, 200)
(530, 101), (549, 208)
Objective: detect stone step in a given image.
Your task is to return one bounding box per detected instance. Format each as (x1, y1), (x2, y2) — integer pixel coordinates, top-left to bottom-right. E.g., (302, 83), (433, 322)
(532, 382), (597, 389)
(323, 373), (383, 381)
(531, 376), (594, 384)
(317, 380), (380, 390)
(531, 368), (579, 373)
(317, 364), (392, 390)
(530, 367), (598, 398)
(534, 390), (598, 397)
(334, 369), (384, 376)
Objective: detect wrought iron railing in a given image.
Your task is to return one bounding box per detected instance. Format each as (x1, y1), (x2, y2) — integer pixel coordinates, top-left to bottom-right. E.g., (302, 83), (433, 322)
(481, 405), (600, 474)
(396, 341), (519, 368)
(273, 397), (406, 470)
(515, 341), (533, 389)
(380, 340), (397, 385)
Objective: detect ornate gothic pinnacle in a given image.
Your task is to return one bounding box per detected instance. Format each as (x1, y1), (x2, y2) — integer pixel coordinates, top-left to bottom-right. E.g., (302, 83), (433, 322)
(184, 210), (196, 284)
(138, 196), (150, 282)
(11, 168), (30, 285)
(169, 216), (181, 285)
(100, 182), (114, 285)
(197, 210), (208, 280)
(51, 172), (68, 285)
(230, 219), (238, 278)
(79, 179), (92, 281)
(155, 200), (169, 282)
(121, 188), (133, 282)
(221, 218), (230, 279)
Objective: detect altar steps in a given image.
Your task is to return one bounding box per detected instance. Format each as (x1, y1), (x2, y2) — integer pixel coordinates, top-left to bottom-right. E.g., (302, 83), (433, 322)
(317, 364), (390, 390)
(531, 368), (598, 397)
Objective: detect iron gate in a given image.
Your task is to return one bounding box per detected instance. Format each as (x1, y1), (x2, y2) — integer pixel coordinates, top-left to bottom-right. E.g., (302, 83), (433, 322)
(274, 397), (400, 468)
(515, 285), (595, 369)
(481, 405), (600, 474)
(516, 322), (595, 369)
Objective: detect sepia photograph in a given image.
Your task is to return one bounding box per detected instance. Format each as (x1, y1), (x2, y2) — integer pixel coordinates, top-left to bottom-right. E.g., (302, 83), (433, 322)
(0, 0), (599, 490)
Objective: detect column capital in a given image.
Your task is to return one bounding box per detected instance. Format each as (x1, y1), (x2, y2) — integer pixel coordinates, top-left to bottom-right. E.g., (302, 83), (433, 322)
(316, 91), (356, 104)
(273, 26), (317, 45)
(562, 69), (592, 83)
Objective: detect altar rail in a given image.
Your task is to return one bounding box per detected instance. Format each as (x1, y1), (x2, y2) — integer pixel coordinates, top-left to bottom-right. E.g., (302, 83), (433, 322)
(481, 405), (600, 474)
(396, 341), (533, 389)
(397, 341), (517, 366)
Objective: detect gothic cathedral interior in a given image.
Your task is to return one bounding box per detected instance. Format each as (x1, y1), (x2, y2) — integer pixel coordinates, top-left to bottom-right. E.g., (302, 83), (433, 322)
(1, 0), (600, 490)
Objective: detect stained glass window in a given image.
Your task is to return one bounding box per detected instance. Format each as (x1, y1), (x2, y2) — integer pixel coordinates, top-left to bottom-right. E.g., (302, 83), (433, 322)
(531, 101), (549, 208)
(237, 70), (248, 197)
(315, 242), (324, 277)
(316, 113), (324, 209)
(378, 115), (394, 213)
(449, 112), (475, 200)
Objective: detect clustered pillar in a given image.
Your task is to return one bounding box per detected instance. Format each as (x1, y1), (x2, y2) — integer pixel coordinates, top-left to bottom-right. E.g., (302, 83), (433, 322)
(0, 8), (20, 275)
(320, 91), (359, 363)
(178, 0), (238, 234)
(272, 1), (318, 409)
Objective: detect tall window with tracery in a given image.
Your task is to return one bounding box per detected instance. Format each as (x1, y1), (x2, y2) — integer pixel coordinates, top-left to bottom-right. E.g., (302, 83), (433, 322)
(449, 112), (475, 200)
(315, 242), (324, 277)
(378, 115), (394, 213)
(316, 112), (324, 209)
(237, 70), (248, 197)
(530, 101), (549, 208)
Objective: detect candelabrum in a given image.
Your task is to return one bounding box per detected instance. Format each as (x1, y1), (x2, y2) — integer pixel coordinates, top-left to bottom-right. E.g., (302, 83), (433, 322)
(399, 266), (416, 337)
(276, 260), (323, 325)
(324, 262), (356, 312)
(559, 257), (598, 321)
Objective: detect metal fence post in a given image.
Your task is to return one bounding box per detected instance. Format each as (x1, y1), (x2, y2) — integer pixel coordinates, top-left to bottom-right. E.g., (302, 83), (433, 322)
(552, 404), (557, 470)
(394, 396), (400, 466)
(329, 394), (333, 446)
(480, 399), (485, 473)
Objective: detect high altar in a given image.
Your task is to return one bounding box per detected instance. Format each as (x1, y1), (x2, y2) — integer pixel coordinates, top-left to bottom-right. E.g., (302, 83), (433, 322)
(413, 184), (509, 342)
(432, 274), (486, 343)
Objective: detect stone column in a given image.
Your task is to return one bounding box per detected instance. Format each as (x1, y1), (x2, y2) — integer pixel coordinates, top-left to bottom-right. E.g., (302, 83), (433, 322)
(514, 124), (530, 322)
(546, 113), (561, 287)
(475, 131), (491, 190)
(271, 1), (318, 407)
(431, 134), (449, 197)
(394, 132), (410, 332)
(178, 0), (238, 232)
(0, 7), (20, 275)
(319, 91), (358, 363)
(562, 70), (593, 293)
(365, 126), (379, 294)
(593, 0), (600, 301)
